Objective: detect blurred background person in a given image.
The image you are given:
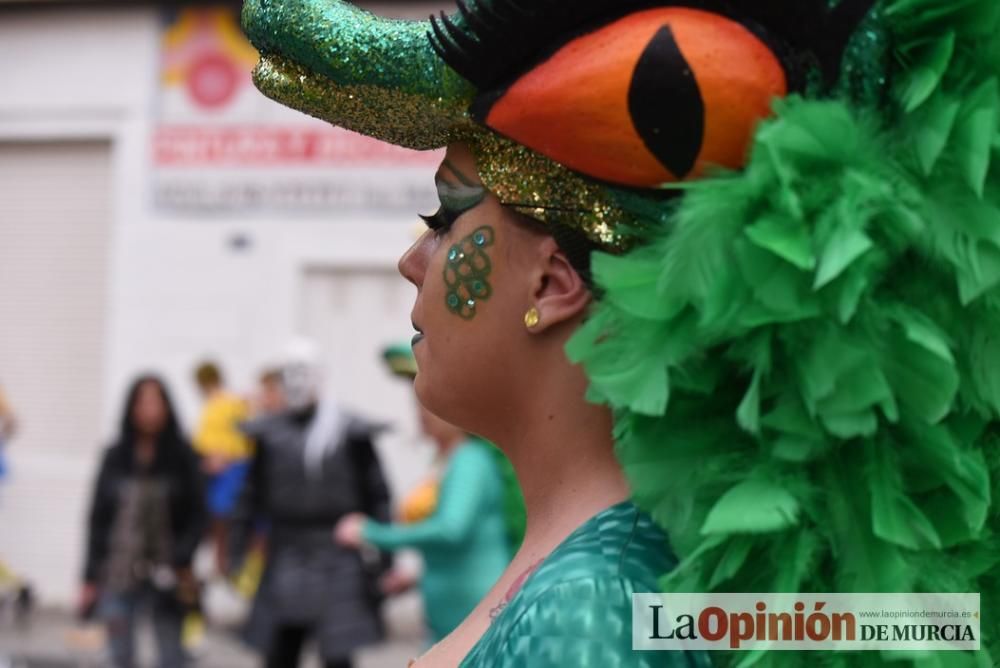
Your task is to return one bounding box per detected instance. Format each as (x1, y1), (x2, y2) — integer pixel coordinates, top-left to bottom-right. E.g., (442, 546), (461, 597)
(253, 368), (287, 417)
(0, 382), (32, 623)
(241, 340), (391, 668)
(335, 344), (523, 645)
(228, 367), (288, 602)
(79, 375), (206, 668)
(0, 383), (17, 477)
(191, 361), (253, 578)
(0, 382), (17, 509)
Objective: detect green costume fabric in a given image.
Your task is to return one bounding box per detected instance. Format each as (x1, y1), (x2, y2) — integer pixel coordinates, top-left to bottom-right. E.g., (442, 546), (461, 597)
(362, 438), (510, 641)
(461, 501), (710, 668)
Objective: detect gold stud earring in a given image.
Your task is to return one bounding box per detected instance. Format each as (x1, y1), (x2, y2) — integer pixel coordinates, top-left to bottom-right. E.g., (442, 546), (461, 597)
(524, 307), (540, 329)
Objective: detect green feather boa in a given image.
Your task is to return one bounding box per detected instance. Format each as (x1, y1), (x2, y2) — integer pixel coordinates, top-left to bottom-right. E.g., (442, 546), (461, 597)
(567, 1), (1000, 665)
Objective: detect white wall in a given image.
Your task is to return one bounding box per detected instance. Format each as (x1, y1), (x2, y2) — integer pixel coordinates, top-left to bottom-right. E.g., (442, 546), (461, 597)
(0, 2), (446, 605)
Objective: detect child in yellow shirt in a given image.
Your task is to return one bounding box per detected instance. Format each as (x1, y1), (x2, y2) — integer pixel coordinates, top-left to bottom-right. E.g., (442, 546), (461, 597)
(193, 362), (252, 575)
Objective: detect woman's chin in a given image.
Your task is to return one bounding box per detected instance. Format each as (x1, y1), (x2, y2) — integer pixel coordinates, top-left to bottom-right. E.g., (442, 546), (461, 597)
(412, 368), (433, 409)
(413, 374), (460, 429)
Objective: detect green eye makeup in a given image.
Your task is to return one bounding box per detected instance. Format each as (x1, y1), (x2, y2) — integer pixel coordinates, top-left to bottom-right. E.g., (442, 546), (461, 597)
(420, 159), (488, 232)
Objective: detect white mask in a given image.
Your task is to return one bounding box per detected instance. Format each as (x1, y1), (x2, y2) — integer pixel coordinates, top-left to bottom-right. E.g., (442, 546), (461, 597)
(278, 338), (323, 411)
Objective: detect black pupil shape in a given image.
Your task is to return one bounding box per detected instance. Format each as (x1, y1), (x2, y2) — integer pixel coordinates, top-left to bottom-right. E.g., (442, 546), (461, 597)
(628, 24), (706, 181)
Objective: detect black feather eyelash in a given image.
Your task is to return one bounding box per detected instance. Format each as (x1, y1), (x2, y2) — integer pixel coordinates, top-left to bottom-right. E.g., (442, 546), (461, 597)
(420, 208), (458, 233)
(429, 0), (879, 92)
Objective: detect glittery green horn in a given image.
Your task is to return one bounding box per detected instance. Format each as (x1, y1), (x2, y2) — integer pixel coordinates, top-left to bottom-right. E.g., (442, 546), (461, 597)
(242, 0), (476, 148)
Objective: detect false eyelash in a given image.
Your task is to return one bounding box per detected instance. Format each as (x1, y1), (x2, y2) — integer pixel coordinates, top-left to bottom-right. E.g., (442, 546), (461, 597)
(419, 208), (457, 233)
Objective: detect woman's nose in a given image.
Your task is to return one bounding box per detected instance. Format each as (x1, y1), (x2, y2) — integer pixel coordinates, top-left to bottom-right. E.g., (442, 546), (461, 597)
(398, 233), (431, 288)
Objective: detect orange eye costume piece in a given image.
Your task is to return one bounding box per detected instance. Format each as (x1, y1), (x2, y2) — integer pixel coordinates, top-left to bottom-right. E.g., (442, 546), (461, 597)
(472, 8), (788, 188)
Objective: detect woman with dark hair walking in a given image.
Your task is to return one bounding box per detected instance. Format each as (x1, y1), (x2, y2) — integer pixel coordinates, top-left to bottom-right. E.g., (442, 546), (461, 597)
(80, 375), (207, 668)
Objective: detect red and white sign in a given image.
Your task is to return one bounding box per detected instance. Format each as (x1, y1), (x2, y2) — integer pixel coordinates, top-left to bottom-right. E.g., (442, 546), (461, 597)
(152, 7), (440, 217)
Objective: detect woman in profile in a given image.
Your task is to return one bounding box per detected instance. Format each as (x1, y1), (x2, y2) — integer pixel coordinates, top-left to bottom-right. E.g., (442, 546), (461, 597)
(80, 376), (206, 668)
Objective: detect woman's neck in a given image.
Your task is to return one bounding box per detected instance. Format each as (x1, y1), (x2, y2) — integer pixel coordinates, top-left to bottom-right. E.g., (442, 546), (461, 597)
(493, 356), (630, 547)
(134, 436), (157, 469)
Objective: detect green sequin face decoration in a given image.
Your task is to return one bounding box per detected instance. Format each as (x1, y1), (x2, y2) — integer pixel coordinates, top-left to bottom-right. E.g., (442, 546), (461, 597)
(444, 226), (495, 320)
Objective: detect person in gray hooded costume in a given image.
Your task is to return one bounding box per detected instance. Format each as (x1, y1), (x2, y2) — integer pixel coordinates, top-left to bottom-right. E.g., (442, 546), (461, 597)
(241, 340), (391, 668)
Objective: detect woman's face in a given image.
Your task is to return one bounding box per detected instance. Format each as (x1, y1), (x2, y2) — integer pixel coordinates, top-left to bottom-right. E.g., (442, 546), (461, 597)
(132, 380), (168, 438)
(399, 144), (540, 430)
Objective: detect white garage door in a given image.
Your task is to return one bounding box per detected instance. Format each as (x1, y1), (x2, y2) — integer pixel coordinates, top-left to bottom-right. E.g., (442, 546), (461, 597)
(0, 140), (112, 605)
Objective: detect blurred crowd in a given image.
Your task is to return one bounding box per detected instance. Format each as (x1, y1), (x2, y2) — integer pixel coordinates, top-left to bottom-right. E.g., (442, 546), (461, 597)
(0, 340), (524, 668)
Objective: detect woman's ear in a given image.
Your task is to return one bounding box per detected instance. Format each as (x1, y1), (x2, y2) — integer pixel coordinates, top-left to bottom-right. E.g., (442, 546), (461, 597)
(528, 236), (591, 333)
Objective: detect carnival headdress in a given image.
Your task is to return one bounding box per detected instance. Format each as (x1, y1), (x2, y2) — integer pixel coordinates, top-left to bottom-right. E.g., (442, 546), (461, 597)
(244, 1), (1000, 664)
(244, 0), (877, 251)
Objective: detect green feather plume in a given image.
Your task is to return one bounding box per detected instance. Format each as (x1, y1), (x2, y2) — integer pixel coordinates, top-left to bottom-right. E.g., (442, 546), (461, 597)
(566, 0), (1000, 665)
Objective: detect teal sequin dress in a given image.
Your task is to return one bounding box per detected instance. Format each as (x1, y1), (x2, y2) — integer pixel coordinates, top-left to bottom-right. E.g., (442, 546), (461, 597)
(460, 501), (710, 667)
(362, 438), (511, 641)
